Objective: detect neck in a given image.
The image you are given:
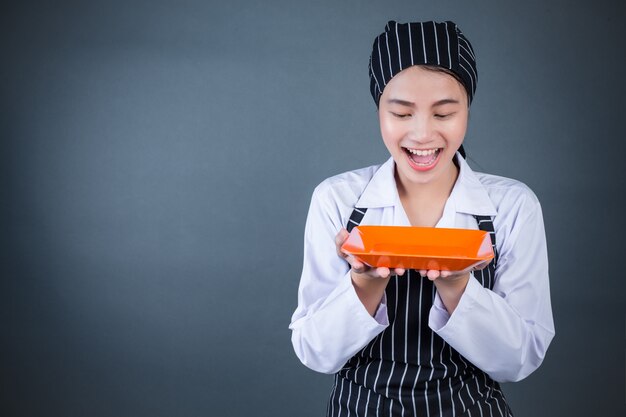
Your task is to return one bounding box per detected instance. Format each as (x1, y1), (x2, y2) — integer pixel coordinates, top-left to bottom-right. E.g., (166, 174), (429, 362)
(395, 161), (459, 227)
(395, 159), (460, 202)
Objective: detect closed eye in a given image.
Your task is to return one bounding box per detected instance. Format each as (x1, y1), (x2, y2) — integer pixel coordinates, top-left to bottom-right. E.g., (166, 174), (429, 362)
(434, 112), (455, 119)
(390, 112), (411, 119)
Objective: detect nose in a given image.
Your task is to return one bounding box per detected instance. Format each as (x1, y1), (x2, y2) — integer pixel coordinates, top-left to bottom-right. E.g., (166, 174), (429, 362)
(408, 115), (435, 144)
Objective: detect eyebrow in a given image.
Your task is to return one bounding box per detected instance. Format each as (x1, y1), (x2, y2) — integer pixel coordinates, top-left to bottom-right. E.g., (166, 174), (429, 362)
(386, 98), (415, 107)
(386, 98), (460, 107)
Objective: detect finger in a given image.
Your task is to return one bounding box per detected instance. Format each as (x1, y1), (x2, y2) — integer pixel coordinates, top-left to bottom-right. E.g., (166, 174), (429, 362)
(346, 256), (365, 271)
(426, 270), (440, 281)
(375, 267), (391, 278)
(335, 229), (348, 246)
(394, 268), (406, 276)
(439, 270), (452, 278)
(335, 229), (350, 256)
(418, 269), (427, 278)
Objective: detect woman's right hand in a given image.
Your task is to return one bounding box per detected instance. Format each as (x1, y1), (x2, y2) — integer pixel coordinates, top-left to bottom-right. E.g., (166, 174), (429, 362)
(336, 228), (403, 316)
(335, 228), (406, 279)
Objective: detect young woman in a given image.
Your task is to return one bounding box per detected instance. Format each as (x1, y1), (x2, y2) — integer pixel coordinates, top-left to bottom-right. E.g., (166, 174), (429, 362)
(290, 20), (555, 416)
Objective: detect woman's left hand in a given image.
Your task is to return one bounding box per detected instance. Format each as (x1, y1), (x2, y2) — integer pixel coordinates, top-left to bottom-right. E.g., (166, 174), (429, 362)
(418, 260), (490, 313)
(418, 260), (490, 282)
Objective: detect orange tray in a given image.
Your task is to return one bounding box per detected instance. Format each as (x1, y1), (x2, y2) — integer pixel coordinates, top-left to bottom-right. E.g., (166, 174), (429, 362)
(341, 225), (494, 271)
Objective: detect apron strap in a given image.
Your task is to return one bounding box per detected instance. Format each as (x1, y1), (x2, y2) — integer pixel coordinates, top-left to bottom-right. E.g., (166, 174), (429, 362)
(346, 207), (368, 232)
(474, 215), (498, 267)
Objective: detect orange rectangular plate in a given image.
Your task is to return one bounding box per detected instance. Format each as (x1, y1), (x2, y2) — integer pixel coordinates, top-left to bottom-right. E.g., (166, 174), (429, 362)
(341, 225), (494, 271)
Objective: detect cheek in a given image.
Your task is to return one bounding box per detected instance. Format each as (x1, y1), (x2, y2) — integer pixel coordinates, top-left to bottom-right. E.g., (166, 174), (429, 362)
(379, 115), (402, 144)
(448, 115), (469, 142)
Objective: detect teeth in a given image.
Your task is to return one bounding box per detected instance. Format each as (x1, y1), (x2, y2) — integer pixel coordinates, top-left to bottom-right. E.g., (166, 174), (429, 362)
(407, 148), (439, 156)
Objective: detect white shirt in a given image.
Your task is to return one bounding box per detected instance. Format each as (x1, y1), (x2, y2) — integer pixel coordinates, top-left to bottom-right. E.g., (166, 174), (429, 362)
(289, 154), (555, 382)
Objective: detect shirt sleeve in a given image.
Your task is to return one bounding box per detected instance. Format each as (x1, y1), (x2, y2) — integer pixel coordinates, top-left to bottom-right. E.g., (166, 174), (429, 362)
(289, 184), (388, 374)
(428, 190), (555, 382)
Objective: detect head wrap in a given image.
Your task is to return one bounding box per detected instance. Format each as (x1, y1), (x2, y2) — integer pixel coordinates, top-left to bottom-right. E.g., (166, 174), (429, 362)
(369, 20), (478, 106)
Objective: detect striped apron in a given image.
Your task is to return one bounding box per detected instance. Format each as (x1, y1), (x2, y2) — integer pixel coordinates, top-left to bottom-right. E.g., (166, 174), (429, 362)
(327, 207), (513, 417)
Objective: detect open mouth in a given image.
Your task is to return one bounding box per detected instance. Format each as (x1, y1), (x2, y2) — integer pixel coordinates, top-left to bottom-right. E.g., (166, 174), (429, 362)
(403, 147), (442, 170)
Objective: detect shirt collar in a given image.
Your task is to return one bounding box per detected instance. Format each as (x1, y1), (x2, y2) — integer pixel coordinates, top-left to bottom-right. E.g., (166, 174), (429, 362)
(355, 153), (497, 216)
(354, 157), (398, 208)
(452, 154), (497, 216)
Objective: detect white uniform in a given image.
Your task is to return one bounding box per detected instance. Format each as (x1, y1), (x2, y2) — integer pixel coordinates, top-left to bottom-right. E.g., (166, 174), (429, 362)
(290, 154), (555, 383)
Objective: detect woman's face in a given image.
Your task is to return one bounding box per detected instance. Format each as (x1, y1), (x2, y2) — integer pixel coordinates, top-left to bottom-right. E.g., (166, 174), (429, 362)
(378, 65), (469, 189)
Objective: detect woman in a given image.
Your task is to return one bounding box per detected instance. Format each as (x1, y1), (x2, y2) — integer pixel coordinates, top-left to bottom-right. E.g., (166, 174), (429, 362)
(290, 20), (555, 416)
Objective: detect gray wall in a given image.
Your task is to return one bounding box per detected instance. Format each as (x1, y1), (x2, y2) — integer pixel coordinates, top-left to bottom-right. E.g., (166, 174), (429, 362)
(1, 0), (624, 416)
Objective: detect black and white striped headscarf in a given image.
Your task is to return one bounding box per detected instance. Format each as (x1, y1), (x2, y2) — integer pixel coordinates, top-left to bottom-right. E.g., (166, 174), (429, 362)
(369, 20), (478, 106)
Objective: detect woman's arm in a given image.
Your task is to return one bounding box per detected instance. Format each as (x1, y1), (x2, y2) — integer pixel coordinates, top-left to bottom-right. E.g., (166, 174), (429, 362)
(289, 184), (390, 374)
(429, 188), (555, 382)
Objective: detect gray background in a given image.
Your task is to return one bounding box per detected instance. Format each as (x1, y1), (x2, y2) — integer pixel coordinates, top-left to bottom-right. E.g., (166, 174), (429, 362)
(1, 0), (624, 416)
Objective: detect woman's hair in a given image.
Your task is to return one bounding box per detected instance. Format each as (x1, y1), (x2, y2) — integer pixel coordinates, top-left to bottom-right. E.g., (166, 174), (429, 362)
(420, 65), (470, 106)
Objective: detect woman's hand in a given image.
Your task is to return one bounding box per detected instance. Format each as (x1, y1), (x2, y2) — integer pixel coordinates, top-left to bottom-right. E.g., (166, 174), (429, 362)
(335, 228), (405, 316)
(335, 228), (406, 279)
(418, 260), (490, 314)
(418, 259), (489, 281)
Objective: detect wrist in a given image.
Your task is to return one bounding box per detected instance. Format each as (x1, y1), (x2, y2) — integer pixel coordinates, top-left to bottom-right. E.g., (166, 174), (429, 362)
(351, 270), (390, 316)
(435, 271), (470, 288)
(433, 272), (470, 313)
(351, 270), (390, 288)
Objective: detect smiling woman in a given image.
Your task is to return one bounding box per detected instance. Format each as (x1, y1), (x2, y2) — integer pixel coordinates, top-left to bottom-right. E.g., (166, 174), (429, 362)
(290, 20), (555, 417)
